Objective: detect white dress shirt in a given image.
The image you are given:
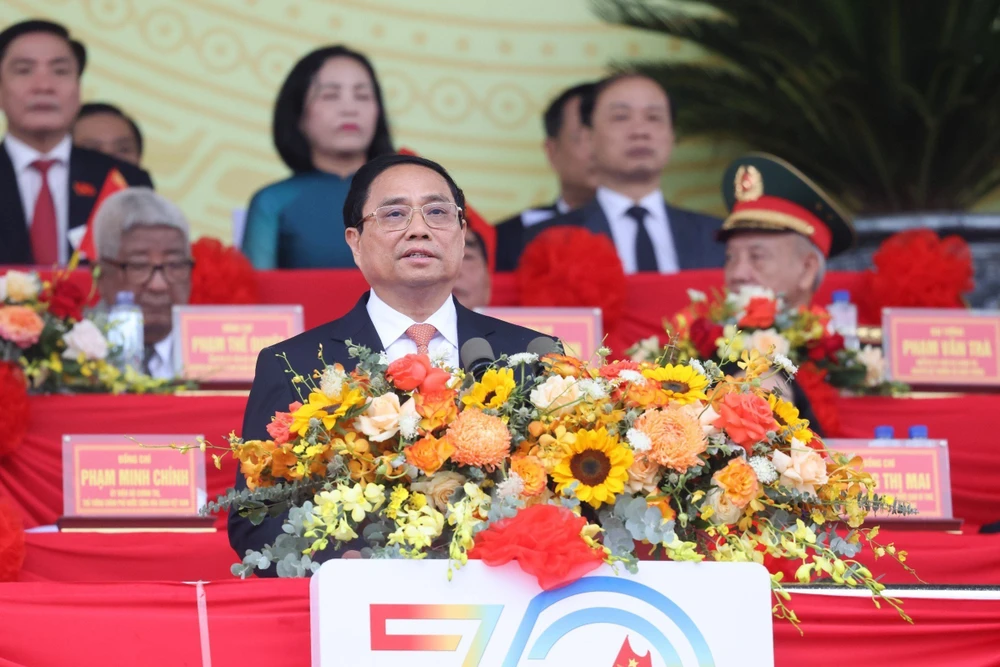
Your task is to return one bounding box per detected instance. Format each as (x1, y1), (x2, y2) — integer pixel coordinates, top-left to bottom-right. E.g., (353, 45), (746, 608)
(520, 197), (571, 228)
(596, 186), (680, 274)
(4, 134), (72, 265)
(366, 290), (460, 369)
(146, 331), (176, 380)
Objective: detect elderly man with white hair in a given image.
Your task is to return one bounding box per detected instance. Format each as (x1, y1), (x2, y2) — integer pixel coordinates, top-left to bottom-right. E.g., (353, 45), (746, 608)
(94, 186), (192, 379)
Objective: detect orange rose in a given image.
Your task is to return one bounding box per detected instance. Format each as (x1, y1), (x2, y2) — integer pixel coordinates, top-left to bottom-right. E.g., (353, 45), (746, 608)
(713, 392), (778, 452)
(415, 389), (458, 433)
(405, 434), (456, 475)
(420, 366), (452, 393)
(738, 296), (777, 329)
(541, 353), (585, 378)
(510, 454), (547, 497)
(712, 457), (760, 508)
(0, 306), (44, 349)
(386, 353), (432, 391)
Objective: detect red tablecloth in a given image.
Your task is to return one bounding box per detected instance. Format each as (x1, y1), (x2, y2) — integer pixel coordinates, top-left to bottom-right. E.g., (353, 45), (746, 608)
(0, 578), (997, 667)
(18, 527), (1000, 586)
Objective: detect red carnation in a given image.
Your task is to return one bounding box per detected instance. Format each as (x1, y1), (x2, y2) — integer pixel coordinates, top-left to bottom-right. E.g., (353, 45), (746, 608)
(0, 497), (25, 582)
(689, 317), (723, 359)
(43, 278), (87, 321)
(469, 504), (605, 590)
(807, 332), (845, 363)
(0, 362), (29, 459)
(189, 237), (260, 305)
(515, 227), (626, 331)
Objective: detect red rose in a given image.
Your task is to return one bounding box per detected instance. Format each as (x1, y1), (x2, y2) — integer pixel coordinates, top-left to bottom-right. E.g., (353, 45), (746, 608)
(738, 297), (777, 329)
(469, 504), (605, 590)
(420, 366), (451, 393)
(713, 392), (778, 453)
(807, 332), (845, 363)
(689, 318), (723, 359)
(386, 354), (431, 391)
(44, 279), (86, 321)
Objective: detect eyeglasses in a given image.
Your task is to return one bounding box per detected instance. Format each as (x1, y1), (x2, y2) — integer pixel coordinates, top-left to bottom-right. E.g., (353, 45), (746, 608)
(360, 203), (463, 232)
(103, 259), (195, 285)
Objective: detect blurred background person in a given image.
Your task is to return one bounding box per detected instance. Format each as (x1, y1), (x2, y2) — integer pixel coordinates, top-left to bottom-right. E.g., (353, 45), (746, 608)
(452, 227), (491, 311)
(493, 82), (597, 271)
(94, 187), (192, 379)
(72, 101), (143, 166)
(0, 19), (152, 266)
(241, 45), (394, 269)
(522, 73), (724, 274)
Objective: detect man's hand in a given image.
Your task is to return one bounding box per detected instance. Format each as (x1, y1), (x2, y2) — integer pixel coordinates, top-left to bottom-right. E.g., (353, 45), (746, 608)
(342, 550), (363, 559)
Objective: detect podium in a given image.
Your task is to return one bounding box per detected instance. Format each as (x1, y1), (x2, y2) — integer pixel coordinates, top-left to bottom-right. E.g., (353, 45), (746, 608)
(310, 560), (774, 666)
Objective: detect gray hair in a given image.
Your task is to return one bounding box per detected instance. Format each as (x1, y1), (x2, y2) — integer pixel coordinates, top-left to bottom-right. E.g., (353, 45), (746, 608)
(795, 234), (827, 292)
(93, 187), (190, 260)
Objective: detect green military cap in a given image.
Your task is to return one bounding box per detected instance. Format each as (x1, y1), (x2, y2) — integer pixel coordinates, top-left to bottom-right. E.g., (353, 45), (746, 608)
(719, 152), (855, 258)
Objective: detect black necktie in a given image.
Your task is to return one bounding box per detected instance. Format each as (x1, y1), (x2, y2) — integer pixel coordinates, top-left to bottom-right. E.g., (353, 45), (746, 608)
(625, 206), (658, 272)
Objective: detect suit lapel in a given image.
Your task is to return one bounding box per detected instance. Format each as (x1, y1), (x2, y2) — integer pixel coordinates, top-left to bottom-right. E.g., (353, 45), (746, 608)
(456, 298), (496, 348)
(68, 148), (99, 237)
(0, 142), (32, 264)
(582, 199), (613, 239)
(667, 203), (699, 270)
(327, 293), (383, 352)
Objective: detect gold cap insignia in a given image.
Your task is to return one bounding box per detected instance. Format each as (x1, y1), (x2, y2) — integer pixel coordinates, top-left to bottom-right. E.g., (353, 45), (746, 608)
(734, 165), (764, 202)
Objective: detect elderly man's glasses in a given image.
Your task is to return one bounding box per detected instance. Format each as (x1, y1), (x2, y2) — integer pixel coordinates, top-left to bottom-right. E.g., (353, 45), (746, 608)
(104, 259), (194, 284)
(360, 203), (463, 232)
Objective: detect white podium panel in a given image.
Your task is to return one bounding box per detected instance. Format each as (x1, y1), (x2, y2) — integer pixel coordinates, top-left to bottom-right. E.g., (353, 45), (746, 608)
(311, 560), (773, 667)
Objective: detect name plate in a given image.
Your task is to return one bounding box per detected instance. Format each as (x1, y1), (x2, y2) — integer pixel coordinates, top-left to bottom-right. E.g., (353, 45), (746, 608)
(311, 560), (773, 666)
(173, 304), (303, 383)
(883, 308), (1000, 386)
(826, 438), (953, 519)
(476, 307), (602, 360)
(62, 434), (206, 517)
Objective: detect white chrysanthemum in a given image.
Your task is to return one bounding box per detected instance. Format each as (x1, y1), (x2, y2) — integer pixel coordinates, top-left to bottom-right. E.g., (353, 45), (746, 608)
(398, 412), (421, 440)
(748, 455), (778, 484)
(319, 365), (349, 399)
(495, 472), (525, 500)
(506, 352), (538, 367)
(773, 353), (798, 376)
(430, 348), (450, 368)
(617, 369), (645, 384)
(730, 285), (776, 310)
(577, 378), (609, 401)
(687, 288), (707, 303)
(626, 428), (652, 453)
(688, 359), (706, 377)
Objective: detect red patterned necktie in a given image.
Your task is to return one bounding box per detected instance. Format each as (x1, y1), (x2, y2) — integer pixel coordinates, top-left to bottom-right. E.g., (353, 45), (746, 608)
(29, 159), (59, 266)
(405, 323), (438, 355)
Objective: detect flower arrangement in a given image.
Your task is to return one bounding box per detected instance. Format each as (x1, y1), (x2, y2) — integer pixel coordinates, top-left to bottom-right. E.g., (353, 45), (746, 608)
(204, 339), (914, 627)
(0, 268), (173, 394)
(189, 237), (260, 305)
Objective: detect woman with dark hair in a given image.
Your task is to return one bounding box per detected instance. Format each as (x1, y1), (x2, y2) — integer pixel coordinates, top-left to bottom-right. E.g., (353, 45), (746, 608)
(241, 45), (394, 268)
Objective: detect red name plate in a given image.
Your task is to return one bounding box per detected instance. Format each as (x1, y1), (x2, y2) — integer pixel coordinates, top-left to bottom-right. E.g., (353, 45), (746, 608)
(825, 438), (953, 519)
(62, 434), (206, 517)
(883, 308), (1000, 386)
(476, 307), (602, 360)
(173, 304), (304, 382)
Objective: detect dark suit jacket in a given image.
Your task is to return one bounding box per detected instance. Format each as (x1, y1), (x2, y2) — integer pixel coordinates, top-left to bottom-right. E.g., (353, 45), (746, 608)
(0, 142), (154, 265)
(522, 198), (726, 271)
(228, 293), (549, 573)
(494, 202), (559, 272)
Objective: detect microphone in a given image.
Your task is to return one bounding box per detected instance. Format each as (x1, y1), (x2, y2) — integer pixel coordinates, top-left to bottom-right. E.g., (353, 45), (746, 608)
(460, 337), (496, 381)
(526, 336), (561, 359)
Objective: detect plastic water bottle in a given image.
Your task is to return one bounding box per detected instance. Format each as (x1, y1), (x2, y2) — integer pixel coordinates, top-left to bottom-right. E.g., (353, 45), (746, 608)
(108, 291), (144, 372)
(908, 425), (929, 439)
(827, 290), (860, 351)
(874, 425), (895, 439)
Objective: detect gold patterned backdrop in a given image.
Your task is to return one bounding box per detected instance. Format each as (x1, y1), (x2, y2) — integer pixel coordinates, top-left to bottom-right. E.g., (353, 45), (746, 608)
(4, 1), (995, 242)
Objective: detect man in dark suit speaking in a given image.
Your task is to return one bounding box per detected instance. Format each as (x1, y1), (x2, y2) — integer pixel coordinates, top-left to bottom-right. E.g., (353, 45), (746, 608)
(229, 154), (545, 568)
(523, 73), (725, 272)
(0, 19), (152, 266)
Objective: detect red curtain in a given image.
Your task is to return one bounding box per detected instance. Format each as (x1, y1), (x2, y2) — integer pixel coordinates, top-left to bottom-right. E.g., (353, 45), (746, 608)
(0, 579), (998, 667)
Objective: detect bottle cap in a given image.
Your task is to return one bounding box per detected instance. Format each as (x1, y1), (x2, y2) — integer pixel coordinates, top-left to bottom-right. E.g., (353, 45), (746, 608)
(832, 290), (851, 304)
(115, 291), (135, 305)
(908, 425), (929, 439)
(874, 425), (895, 439)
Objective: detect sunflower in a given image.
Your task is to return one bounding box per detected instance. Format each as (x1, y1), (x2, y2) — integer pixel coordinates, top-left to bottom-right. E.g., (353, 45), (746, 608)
(642, 364), (709, 405)
(768, 394), (813, 443)
(461, 367), (516, 410)
(551, 428), (633, 508)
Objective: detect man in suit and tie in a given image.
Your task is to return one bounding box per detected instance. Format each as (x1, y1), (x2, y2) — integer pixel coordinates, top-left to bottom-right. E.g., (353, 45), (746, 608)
(0, 19), (152, 266)
(523, 73), (725, 273)
(493, 82), (597, 271)
(229, 154), (546, 568)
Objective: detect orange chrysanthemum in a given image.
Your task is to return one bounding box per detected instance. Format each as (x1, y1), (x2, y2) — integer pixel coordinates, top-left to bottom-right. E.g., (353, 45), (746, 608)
(712, 457), (760, 508)
(405, 434), (456, 476)
(447, 408), (511, 470)
(510, 454), (547, 497)
(634, 406), (707, 472)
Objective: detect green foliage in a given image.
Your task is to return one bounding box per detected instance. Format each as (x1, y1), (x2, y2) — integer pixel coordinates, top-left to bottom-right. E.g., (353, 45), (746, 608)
(594, 0), (1000, 212)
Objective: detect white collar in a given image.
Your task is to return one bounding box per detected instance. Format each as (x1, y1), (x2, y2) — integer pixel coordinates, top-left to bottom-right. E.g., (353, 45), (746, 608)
(153, 331), (174, 361)
(555, 197), (571, 214)
(596, 186), (664, 221)
(366, 289), (459, 350)
(4, 133), (72, 173)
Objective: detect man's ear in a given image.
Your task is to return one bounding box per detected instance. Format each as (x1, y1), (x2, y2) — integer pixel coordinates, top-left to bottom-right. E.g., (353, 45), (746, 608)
(542, 138), (559, 170)
(345, 226), (362, 263)
(798, 247), (820, 293)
